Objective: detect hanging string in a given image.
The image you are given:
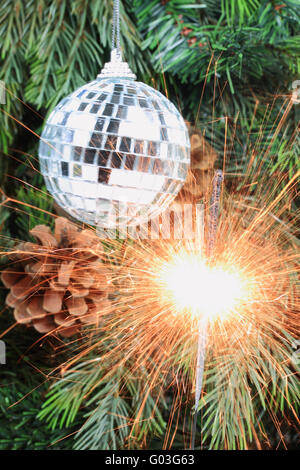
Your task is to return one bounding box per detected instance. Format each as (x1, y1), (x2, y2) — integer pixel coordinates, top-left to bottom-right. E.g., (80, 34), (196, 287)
(99, 0), (135, 78)
(112, 0), (121, 58)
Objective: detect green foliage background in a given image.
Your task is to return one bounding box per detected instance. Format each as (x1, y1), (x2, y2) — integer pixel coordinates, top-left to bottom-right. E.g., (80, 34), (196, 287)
(0, 0), (299, 450)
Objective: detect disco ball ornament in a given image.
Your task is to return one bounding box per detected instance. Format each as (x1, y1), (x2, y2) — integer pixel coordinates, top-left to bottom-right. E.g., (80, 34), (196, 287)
(39, 50), (190, 228)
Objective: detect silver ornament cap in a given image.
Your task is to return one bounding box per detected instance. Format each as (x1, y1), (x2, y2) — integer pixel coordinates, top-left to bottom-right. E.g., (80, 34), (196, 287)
(98, 48), (136, 80)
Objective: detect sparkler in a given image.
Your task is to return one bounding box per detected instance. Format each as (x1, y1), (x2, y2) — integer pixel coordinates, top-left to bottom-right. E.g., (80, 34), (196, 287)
(157, 170), (238, 448)
(191, 169), (223, 449)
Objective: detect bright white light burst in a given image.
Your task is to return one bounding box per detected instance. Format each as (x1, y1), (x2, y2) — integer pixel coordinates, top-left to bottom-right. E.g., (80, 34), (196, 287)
(158, 252), (249, 321)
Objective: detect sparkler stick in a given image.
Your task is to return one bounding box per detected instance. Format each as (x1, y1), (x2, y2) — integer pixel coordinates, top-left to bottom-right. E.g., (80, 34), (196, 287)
(191, 170), (224, 450)
(208, 170), (224, 259)
(191, 315), (208, 449)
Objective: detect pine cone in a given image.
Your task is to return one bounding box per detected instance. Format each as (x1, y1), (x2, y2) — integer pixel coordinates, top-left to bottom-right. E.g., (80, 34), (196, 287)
(175, 127), (218, 203)
(1, 218), (112, 337)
